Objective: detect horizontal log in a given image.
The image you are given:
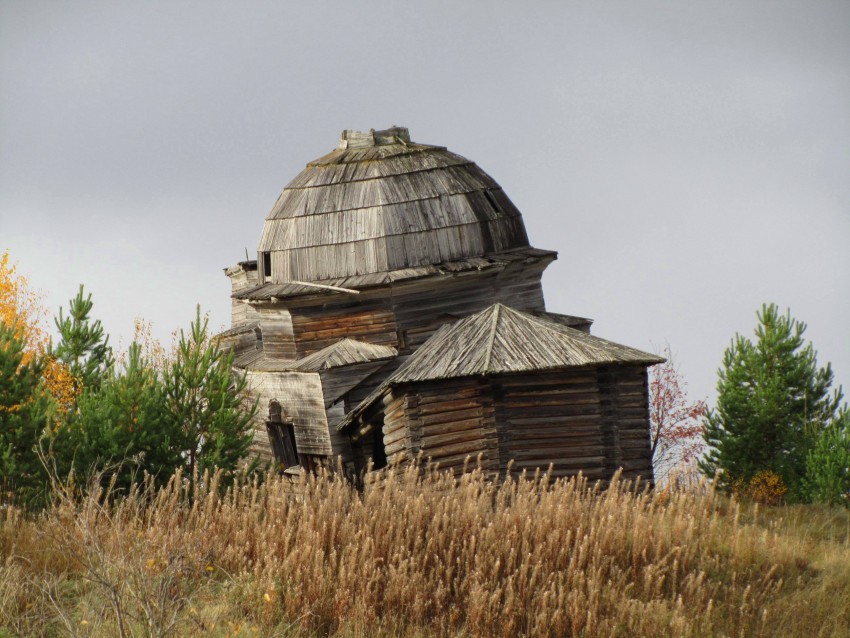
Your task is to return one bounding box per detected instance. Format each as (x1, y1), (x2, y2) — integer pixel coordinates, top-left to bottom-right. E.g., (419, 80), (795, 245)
(502, 385), (599, 398)
(508, 456), (605, 469)
(502, 415), (600, 427)
(421, 428), (491, 449)
(420, 418), (494, 437)
(419, 397), (481, 417)
(426, 451), (498, 470)
(384, 438), (410, 456)
(419, 408), (484, 427)
(509, 445), (605, 460)
(383, 424), (410, 447)
(425, 439), (493, 459)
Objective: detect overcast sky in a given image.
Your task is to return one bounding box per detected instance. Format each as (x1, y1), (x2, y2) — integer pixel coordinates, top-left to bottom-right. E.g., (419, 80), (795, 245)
(2, 1), (848, 407)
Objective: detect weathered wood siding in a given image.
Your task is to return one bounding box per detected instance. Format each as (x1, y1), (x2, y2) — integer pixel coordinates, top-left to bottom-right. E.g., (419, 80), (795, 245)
(226, 262), (260, 327)
(598, 365), (654, 483)
(244, 370), (332, 459)
(216, 326), (258, 358)
(390, 267), (547, 351)
(256, 131), (531, 283)
(318, 361), (392, 409)
(291, 299), (398, 356)
(384, 379), (500, 475)
(489, 370), (607, 480)
(255, 309), (297, 360)
(347, 366), (654, 483)
(323, 402), (354, 464)
(279, 262), (547, 360)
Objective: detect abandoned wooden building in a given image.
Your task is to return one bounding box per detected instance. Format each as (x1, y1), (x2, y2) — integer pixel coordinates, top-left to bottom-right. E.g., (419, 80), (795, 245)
(217, 126), (663, 481)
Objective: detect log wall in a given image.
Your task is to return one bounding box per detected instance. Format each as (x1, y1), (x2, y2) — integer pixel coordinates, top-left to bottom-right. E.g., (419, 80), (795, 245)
(389, 265), (547, 351)
(291, 299), (398, 356)
(284, 263), (547, 359)
(385, 379), (500, 475)
(226, 263), (260, 327)
(352, 366), (654, 483)
(598, 365), (654, 483)
(489, 370), (607, 480)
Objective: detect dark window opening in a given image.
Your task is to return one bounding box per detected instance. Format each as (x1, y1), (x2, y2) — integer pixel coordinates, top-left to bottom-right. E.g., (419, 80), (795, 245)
(484, 189), (502, 213)
(396, 329), (408, 351)
(262, 252), (272, 281)
(370, 421), (387, 470)
(267, 401), (298, 469)
(254, 326), (263, 350)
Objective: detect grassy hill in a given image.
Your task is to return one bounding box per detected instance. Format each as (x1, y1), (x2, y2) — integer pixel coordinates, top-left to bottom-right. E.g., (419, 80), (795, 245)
(1, 465), (848, 637)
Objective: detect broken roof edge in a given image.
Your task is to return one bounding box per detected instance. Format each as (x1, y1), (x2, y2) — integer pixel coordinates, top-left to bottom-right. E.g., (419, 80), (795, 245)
(224, 260), (258, 276)
(213, 321), (260, 341)
(232, 338), (398, 373)
(293, 339), (398, 372)
(537, 311), (594, 330)
(232, 247), (558, 303)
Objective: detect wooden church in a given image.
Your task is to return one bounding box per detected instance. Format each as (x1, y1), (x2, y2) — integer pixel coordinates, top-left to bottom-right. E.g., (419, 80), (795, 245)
(217, 126), (662, 482)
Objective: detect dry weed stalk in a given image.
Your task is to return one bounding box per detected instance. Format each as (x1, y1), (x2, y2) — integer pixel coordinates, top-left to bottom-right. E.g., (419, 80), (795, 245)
(0, 461), (846, 637)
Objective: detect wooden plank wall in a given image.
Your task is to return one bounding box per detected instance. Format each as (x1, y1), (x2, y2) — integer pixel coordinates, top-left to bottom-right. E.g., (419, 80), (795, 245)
(258, 257), (549, 364)
(323, 402), (354, 464)
(217, 330), (257, 358)
(399, 379), (500, 475)
(390, 266), (547, 351)
(255, 309), (297, 360)
(291, 299), (398, 356)
(491, 370), (607, 480)
(227, 265), (260, 327)
(598, 365), (654, 483)
(231, 299), (261, 328)
(318, 361), (391, 409)
(244, 370), (332, 458)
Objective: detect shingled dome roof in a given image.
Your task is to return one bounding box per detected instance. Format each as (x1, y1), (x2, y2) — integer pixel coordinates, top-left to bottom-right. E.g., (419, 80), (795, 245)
(258, 126), (530, 283)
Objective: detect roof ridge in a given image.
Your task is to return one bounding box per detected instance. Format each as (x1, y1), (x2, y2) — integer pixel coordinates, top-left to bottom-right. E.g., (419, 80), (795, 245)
(482, 304), (502, 371)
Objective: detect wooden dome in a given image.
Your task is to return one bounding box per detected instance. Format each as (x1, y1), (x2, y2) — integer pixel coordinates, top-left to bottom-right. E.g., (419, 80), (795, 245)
(257, 127), (530, 283)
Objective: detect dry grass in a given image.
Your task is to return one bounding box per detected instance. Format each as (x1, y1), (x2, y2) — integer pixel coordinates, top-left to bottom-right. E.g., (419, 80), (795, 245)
(0, 463), (848, 637)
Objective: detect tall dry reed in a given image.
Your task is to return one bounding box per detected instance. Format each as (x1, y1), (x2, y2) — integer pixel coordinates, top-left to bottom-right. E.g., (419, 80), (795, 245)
(1, 462), (847, 637)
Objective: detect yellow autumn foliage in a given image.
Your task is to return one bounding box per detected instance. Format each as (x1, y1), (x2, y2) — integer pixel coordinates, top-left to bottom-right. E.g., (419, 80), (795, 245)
(0, 250), (79, 412)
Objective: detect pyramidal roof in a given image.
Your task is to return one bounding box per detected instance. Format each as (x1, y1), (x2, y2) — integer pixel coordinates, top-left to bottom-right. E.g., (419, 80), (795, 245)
(293, 338), (397, 372)
(338, 304), (663, 431)
(231, 338), (397, 372)
(390, 304), (664, 383)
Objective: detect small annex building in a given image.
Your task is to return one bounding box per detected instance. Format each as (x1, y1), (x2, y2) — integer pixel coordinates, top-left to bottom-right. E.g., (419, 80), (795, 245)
(339, 304), (662, 480)
(218, 126), (662, 482)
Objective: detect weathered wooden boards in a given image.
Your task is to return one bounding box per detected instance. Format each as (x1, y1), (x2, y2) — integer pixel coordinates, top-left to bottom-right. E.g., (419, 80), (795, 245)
(338, 304), (662, 482)
(243, 371), (331, 458)
(384, 304), (662, 385)
(255, 130), (529, 283)
(598, 365), (655, 477)
(347, 366), (655, 482)
(219, 128), (660, 483)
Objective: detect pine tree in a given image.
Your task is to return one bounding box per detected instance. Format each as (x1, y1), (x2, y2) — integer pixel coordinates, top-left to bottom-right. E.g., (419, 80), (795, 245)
(803, 409), (850, 507)
(52, 285), (113, 395)
(700, 304), (843, 499)
(0, 320), (52, 506)
(163, 307), (255, 479)
(59, 343), (182, 492)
